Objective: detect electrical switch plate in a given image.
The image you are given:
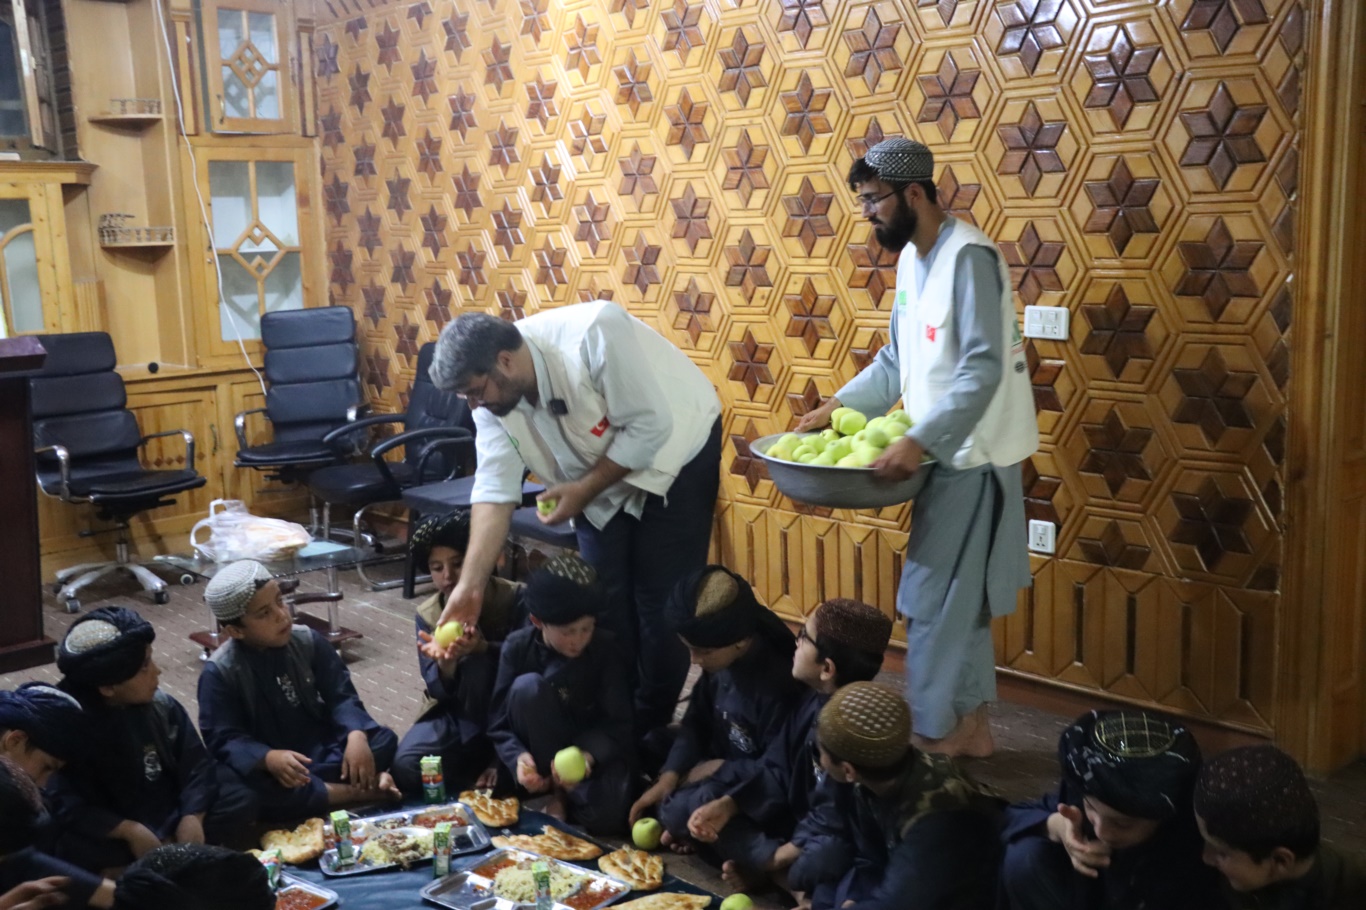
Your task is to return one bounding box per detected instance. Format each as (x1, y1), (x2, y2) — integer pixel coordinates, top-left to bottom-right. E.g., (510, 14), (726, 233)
(1023, 305), (1069, 340)
(1028, 520), (1056, 554)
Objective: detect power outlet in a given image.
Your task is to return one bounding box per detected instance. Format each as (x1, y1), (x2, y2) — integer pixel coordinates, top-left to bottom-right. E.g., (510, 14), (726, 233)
(1023, 305), (1070, 340)
(1028, 520), (1056, 554)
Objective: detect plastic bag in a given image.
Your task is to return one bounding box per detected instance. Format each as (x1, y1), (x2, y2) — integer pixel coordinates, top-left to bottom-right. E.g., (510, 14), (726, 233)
(190, 499), (312, 563)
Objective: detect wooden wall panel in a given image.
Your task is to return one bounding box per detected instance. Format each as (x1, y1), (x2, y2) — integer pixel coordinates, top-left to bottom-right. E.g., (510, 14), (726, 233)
(313, 0), (1313, 736)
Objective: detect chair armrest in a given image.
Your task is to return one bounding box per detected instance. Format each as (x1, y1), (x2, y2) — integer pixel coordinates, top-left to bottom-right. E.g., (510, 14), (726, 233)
(414, 435), (477, 483)
(33, 444), (73, 501)
(321, 413), (405, 446)
(370, 427), (473, 488)
(291, 592), (343, 606)
(234, 408), (268, 450)
(141, 429), (196, 471)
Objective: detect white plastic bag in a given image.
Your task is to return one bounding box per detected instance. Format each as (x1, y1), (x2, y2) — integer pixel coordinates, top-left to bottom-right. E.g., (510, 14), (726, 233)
(190, 499), (312, 563)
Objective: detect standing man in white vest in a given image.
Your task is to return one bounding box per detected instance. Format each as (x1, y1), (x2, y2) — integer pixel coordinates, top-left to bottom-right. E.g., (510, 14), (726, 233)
(797, 138), (1038, 757)
(428, 303), (723, 746)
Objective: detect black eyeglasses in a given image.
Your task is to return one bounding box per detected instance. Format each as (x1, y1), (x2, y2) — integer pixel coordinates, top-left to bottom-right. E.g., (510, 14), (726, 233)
(856, 189), (898, 210)
(796, 625), (816, 646)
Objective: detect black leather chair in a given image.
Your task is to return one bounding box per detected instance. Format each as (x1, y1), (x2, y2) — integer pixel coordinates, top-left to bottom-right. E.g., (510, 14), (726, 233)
(306, 342), (475, 589)
(30, 332), (207, 612)
(234, 306), (364, 496)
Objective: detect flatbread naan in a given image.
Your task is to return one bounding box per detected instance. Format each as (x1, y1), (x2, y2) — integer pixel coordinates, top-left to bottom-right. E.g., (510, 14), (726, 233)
(259, 817), (325, 864)
(613, 894), (711, 910)
(491, 825), (603, 860)
(459, 790), (520, 827)
(597, 847), (664, 891)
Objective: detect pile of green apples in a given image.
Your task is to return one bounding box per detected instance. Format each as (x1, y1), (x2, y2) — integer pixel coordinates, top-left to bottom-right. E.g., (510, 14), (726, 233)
(765, 408), (914, 468)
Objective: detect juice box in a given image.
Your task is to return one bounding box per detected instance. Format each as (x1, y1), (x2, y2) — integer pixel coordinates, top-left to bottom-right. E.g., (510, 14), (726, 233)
(421, 754), (446, 804)
(330, 809), (356, 865)
(257, 847), (282, 890)
(432, 821), (452, 878)
(532, 859), (552, 910)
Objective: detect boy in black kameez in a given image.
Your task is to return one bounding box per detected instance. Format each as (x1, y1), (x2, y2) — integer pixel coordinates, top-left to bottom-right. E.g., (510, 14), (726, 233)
(198, 561), (399, 822)
(393, 510), (524, 796)
(488, 556), (635, 835)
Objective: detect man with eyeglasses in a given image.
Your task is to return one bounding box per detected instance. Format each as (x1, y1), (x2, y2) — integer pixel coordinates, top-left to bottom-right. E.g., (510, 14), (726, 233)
(797, 138), (1038, 758)
(426, 304), (722, 749)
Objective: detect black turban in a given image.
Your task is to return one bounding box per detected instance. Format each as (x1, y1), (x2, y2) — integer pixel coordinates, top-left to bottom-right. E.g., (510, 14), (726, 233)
(1060, 710), (1201, 821)
(57, 606), (156, 689)
(0, 755), (46, 853)
(0, 682), (83, 761)
(524, 556), (601, 624)
(668, 566), (795, 657)
(114, 844), (273, 910)
(409, 509), (471, 569)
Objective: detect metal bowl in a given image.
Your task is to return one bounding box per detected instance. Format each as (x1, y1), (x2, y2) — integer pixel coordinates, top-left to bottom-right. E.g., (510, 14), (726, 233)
(751, 432), (935, 509)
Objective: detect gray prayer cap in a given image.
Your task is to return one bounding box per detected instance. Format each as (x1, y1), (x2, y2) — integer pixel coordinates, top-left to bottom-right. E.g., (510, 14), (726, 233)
(863, 138), (935, 182)
(204, 560), (273, 622)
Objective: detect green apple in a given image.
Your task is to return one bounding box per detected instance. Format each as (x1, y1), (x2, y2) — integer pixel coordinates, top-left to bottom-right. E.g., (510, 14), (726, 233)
(792, 444), (817, 460)
(796, 452), (819, 464)
(830, 407), (854, 425)
(828, 438), (855, 460)
(866, 416), (887, 433)
(835, 410), (867, 436)
(553, 746), (587, 785)
(721, 895), (754, 910)
(860, 427), (890, 448)
(835, 454), (860, 467)
(537, 498), (558, 517)
(819, 428), (841, 443)
(433, 620), (465, 649)
(778, 433), (803, 448)
(632, 817), (664, 851)
(806, 435), (828, 454)
(888, 409), (909, 423)
(812, 451), (838, 466)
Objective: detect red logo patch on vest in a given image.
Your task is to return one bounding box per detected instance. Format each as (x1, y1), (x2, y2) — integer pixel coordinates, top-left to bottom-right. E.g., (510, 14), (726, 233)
(925, 325), (937, 342)
(590, 416), (611, 437)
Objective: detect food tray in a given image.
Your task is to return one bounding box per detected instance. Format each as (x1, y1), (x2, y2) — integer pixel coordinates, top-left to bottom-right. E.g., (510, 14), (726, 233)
(421, 847), (632, 910)
(355, 803), (492, 855)
(276, 874), (339, 910)
(751, 432), (935, 509)
(319, 826), (436, 876)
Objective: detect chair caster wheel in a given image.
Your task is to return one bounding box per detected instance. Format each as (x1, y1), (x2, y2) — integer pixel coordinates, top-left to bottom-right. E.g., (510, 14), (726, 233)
(63, 598), (80, 614)
(53, 582), (64, 595)
(180, 574), (195, 586)
(153, 590), (170, 605)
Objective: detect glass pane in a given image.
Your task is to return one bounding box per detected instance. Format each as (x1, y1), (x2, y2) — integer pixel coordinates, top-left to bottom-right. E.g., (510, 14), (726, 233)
(208, 161), (251, 245)
(248, 12), (277, 64)
(218, 253), (261, 340)
(4, 229), (42, 333)
(218, 8), (245, 59)
(254, 162), (298, 245)
(255, 70), (279, 120)
(0, 197), (31, 234)
(263, 251), (302, 314)
(0, 19), (25, 137)
(221, 70), (250, 119)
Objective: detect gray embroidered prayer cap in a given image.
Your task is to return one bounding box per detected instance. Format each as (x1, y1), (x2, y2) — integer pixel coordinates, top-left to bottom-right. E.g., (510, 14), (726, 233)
(863, 138), (935, 182)
(204, 560), (273, 622)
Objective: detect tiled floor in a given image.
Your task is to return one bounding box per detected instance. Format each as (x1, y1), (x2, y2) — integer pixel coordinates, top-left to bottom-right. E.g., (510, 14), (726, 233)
(6, 559), (1365, 900)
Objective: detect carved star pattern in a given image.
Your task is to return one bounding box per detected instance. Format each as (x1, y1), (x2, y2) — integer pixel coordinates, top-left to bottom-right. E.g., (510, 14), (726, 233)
(938, 166), (981, 226)
(348, 65), (371, 114)
(484, 38), (514, 93)
(1179, 83), (1267, 190)
(416, 130), (443, 179)
(776, 0), (828, 50)
(1170, 477), (1253, 570)
(781, 177), (835, 257)
(918, 0), (960, 28)
(673, 277), (715, 345)
(1083, 157), (1159, 255)
(622, 232), (663, 295)
(1181, 0), (1268, 55)
(662, 0), (705, 64)
(489, 120), (520, 175)
(1083, 24), (1160, 130)
(1022, 457), (1062, 524)
(846, 233), (897, 307)
(785, 278), (837, 355)
(380, 97), (406, 144)
(664, 88), (709, 159)
(576, 276), (615, 303)
(718, 29), (767, 107)
(729, 419), (767, 493)
(390, 246), (417, 291)
(671, 183), (712, 255)
(722, 130), (770, 207)
(420, 206), (449, 258)
(353, 142), (377, 178)
(845, 118), (895, 161)
(1080, 284), (1155, 378)
(365, 350), (391, 395)
(1078, 406), (1153, 495)
(521, 0), (550, 44)
(444, 10), (471, 59)
(425, 279), (453, 329)
(316, 34), (340, 79)
(564, 17), (601, 82)
(618, 143), (659, 209)
(324, 173), (350, 225)
(725, 229), (774, 303)
(574, 191), (613, 256)
(452, 165), (482, 220)
(570, 105), (609, 164)
(1077, 520), (1151, 569)
(394, 317), (420, 360)
(356, 208), (383, 257)
(329, 242), (354, 293)
(535, 239), (569, 291)
(728, 329), (775, 399)
(529, 155), (563, 209)
(408, 2), (432, 29)
(345, 17), (366, 42)
(525, 73), (559, 130)
(996, 0), (1068, 76)
(496, 284), (528, 322)
(376, 20), (402, 72)
(780, 71), (832, 154)
(997, 100), (1066, 195)
(1026, 342), (1064, 412)
(386, 171), (412, 220)
(999, 223), (1065, 306)
(785, 377), (823, 427)
(1172, 347), (1257, 444)
(917, 52), (980, 142)
(319, 108), (343, 152)
(850, 330), (886, 372)
(614, 50), (653, 117)
(492, 201), (524, 259)
(610, 0), (649, 28)
(1175, 218), (1263, 320)
(360, 279), (385, 326)
(843, 7), (902, 94)
(456, 241), (487, 292)
(411, 51), (438, 104)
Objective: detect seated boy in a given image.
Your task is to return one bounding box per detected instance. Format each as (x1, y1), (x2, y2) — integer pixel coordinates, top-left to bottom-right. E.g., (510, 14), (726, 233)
(113, 844), (273, 910)
(488, 556), (634, 835)
(800, 682), (1002, 910)
(0, 682), (84, 789)
(47, 607), (250, 873)
(1000, 710), (1222, 910)
(686, 598), (893, 891)
(393, 510), (525, 796)
(630, 566), (804, 853)
(198, 560), (400, 822)
(1194, 744), (1366, 908)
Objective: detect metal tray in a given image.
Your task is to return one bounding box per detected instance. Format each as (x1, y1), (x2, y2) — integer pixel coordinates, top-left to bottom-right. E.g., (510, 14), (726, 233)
(421, 847), (632, 910)
(353, 803), (492, 856)
(319, 826), (436, 876)
(276, 874), (339, 910)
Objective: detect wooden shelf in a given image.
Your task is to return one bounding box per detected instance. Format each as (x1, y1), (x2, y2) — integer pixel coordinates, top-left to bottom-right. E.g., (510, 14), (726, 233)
(101, 240), (174, 248)
(88, 113), (163, 127)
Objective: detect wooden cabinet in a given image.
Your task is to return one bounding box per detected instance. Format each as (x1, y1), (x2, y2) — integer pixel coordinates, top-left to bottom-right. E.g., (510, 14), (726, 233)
(199, 0), (298, 134)
(0, 162), (93, 337)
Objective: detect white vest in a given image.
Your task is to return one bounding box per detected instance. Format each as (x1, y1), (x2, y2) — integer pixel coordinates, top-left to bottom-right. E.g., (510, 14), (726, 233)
(897, 219), (1039, 469)
(497, 301), (720, 497)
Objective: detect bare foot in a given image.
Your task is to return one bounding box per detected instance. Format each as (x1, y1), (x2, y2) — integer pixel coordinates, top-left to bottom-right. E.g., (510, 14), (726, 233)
(721, 860), (764, 891)
(912, 707), (995, 759)
(660, 830), (696, 855)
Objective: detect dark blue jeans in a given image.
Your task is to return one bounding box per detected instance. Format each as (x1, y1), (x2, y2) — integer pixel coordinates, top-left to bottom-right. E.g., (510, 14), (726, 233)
(576, 418), (722, 732)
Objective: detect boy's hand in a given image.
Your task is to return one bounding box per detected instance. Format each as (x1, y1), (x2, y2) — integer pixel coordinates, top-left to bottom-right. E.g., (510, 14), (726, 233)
(0, 878), (69, 910)
(687, 796), (737, 843)
(516, 753), (549, 794)
(475, 765), (500, 790)
(1049, 804), (1111, 877)
(174, 814), (205, 845)
(683, 759), (724, 785)
(550, 752), (595, 791)
(628, 771), (679, 826)
(418, 628), (480, 668)
(264, 749), (313, 789)
(341, 731), (378, 791)
(111, 820), (161, 858)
